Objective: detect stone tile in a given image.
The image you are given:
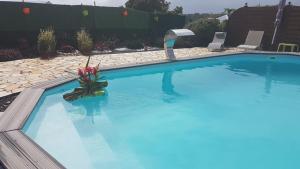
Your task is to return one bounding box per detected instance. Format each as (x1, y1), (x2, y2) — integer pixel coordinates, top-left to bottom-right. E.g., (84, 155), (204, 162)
(0, 91), (11, 97)
(0, 47), (243, 95)
(4, 84), (21, 91)
(0, 84), (7, 89)
(12, 88), (23, 93)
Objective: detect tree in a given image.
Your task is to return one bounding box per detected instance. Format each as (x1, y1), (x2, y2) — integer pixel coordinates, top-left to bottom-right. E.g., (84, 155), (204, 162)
(125, 0), (170, 13)
(169, 6), (183, 15)
(224, 8), (235, 16)
(185, 18), (221, 46)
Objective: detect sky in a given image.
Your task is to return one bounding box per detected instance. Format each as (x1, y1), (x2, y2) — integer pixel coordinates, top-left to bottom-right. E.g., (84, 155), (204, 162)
(1, 0), (300, 13)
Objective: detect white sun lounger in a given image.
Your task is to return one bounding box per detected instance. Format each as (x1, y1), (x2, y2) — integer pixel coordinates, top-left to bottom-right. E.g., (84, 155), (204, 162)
(238, 30), (264, 50)
(208, 32), (227, 51)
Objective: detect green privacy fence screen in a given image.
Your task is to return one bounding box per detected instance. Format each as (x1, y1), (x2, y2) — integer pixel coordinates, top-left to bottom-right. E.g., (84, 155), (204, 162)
(0, 1), (185, 33)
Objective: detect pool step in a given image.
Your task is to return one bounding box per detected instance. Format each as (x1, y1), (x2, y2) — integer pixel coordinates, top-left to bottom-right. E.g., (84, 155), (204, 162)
(0, 130), (65, 169)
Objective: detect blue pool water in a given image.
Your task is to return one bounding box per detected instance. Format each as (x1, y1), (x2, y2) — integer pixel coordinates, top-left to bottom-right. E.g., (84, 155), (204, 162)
(23, 54), (300, 169)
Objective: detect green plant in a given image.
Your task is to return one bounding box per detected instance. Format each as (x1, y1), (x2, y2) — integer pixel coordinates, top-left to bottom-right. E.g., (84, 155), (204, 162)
(219, 20), (228, 32)
(125, 0), (170, 13)
(0, 49), (23, 61)
(105, 36), (119, 50)
(77, 29), (93, 55)
(224, 8), (236, 16)
(168, 6), (183, 15)
(185, 18), (221, 47)
(125, 39), (144, 49)
(151, 38), (163, 48)
(174, 37), (193, 48)
(37, 28), (56, 57)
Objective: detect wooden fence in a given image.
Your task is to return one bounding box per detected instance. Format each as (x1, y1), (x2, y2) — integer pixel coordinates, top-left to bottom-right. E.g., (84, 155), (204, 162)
(226, 5), (300, 50)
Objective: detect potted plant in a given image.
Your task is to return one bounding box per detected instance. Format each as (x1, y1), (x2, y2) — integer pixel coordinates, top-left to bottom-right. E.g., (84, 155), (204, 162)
(63, 56), (108, 101)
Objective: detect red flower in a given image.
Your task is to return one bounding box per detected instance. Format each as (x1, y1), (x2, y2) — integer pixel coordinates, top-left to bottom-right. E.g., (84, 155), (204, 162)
(92, 67), (97, 76)
(85, 66), (93, 73)
(78, 68), (85, 77)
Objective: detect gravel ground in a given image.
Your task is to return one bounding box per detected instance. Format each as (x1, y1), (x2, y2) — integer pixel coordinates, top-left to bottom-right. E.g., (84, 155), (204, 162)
(0, 92), (19, 112)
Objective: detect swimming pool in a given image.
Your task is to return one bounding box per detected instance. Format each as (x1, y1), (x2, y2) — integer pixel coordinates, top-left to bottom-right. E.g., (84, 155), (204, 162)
(23, 53), (300, 169)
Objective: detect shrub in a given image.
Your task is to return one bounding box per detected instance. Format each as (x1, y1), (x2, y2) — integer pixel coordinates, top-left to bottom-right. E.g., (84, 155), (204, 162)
(60, 45), (76, 53)
(37, 28), (56, 57)
(77, 29), (93, 55)
(105, 37), (119, 50)
(94, 41), (109, 51)
(185, 18), (221, 47)
(174, 37), (194, 48)
(151, 38), (164, 48)
(17, 38), (34, 58)
(125, 39), (144, 49)
(0, 49), (23, 62)
(58, 32), (76, 48)
(219, 20), (228, 32)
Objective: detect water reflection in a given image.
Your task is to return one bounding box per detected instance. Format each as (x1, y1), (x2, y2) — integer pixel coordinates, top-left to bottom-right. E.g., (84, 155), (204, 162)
(265, 62), (273, 94)
(226, 59), (300, 88)
(162, 71), (181, 103)
(68, 91), (108, 124)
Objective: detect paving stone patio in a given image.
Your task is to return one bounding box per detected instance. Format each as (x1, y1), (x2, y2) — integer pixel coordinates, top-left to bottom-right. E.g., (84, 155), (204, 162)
(0, 47), (242, 97)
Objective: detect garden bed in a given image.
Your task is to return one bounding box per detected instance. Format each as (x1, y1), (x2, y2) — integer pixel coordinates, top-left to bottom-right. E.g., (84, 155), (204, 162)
(0, 47), (162, 62)
(0, 49), (24, 62)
